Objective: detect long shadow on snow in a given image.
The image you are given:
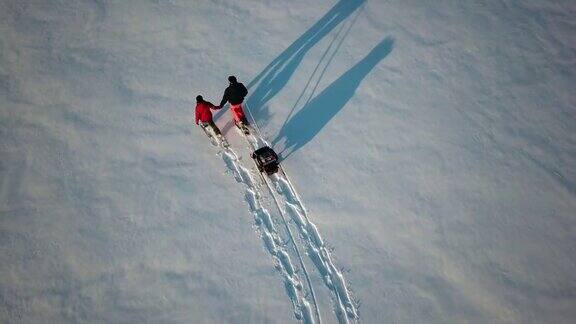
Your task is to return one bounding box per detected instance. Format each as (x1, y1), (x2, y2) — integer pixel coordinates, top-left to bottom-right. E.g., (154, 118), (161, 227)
(243, 0), (365, 120)
(273, 37), (394, 159)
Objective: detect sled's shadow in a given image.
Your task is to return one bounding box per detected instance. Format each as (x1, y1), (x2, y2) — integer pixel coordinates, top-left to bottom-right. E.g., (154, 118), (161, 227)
(273, 37), (394, 159)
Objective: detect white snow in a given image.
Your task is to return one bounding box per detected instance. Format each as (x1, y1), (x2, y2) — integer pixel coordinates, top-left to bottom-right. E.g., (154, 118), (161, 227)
(1, 0), (575, 323)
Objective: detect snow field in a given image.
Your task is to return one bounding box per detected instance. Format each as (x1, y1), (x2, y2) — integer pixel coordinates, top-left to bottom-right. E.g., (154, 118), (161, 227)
(1, 0), (575, 322)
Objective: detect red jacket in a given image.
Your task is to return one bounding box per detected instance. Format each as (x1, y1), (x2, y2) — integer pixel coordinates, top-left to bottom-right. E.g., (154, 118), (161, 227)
(195, 101), (217, 124)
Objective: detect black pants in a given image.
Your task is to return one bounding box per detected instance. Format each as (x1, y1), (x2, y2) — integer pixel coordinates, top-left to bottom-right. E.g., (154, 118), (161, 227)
(201, 120), (221, 136)
(237, 116), (249, 126)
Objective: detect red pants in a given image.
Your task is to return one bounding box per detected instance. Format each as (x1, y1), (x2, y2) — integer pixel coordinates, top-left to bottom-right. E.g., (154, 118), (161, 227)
(230, 103), (246, 123)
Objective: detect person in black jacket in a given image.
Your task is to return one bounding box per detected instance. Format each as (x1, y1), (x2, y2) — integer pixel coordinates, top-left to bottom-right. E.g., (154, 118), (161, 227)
(219, 76), (250, 127)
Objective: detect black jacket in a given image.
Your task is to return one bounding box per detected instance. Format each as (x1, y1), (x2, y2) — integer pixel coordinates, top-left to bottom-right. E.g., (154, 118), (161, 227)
(220, 82), (248, 107)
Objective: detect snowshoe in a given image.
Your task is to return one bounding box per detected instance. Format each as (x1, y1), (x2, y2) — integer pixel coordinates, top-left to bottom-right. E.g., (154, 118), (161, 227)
(200, 124), (218, 146)
(216, 134), (229, 148)
(236, 121), (250, 135)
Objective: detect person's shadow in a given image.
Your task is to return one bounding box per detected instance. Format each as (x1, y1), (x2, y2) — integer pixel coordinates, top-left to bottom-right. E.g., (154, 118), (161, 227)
(272, 37), (394, 159)
(213, 0), (365, 129)
(245, 0), (366, 119)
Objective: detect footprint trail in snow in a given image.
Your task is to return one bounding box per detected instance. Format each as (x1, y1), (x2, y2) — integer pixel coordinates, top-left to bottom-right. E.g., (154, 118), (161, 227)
(219, 146), (317, 323)
(206, 122), (357, 323)
(246, 131), (359, 323)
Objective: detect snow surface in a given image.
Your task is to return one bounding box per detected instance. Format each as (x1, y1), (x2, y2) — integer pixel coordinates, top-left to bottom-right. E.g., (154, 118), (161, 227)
(1, 0), (576, 323)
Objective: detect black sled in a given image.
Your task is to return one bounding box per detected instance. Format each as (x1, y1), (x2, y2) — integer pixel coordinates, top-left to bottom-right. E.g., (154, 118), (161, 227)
(252, 146), (279, 175)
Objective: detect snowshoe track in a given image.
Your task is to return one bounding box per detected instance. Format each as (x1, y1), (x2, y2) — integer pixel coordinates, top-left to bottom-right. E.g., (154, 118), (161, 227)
(217, 143), (319, 323)
(201, 102), (357, 323)
(271, 171), (358, 322)
(244, 102), (359, 323)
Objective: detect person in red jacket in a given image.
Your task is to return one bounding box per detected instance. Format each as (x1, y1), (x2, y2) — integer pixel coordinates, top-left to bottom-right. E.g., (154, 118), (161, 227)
(195, 95), (221, 136)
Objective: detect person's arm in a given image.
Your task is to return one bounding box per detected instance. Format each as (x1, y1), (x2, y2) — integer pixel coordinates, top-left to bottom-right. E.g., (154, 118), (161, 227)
(195, 105), (199, 125)
(241, 83), (248, 98)
(207, 101), (221, 110)
(219, 89), (229, 108)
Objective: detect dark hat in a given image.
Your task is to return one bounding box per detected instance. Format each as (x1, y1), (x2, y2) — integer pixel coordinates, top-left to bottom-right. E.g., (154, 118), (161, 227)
(228, 75), (237, 83)
(196, 95), (203, 102)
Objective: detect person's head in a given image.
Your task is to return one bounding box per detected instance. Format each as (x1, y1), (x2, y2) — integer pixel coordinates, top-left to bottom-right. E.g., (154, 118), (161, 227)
(196, 95), (203, 102)
(228, 75), (237, 84)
